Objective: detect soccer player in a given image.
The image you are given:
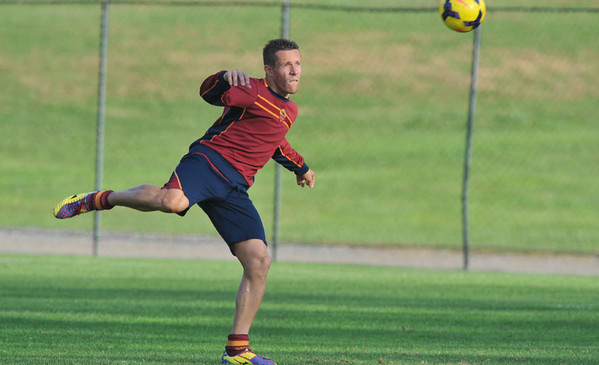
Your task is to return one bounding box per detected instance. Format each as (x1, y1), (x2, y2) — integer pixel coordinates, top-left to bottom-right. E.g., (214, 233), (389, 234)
(53, 39), (314, 365)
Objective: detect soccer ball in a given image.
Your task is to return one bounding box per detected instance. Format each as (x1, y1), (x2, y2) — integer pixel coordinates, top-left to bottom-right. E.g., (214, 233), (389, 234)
(440, 0), (486, 33)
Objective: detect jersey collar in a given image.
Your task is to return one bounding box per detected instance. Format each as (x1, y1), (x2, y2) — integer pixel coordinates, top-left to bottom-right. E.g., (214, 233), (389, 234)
(263, 78), (290, 102)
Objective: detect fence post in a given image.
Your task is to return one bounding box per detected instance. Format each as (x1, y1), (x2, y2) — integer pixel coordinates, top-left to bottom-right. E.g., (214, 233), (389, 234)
(462, 26), (482, 270)
(272, 0), (291, 262)
(93, 0), (109, 257)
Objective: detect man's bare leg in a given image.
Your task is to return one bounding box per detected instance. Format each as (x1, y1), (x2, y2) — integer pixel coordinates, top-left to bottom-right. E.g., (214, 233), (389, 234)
(231, 239), (272, 334)
(53, 185), (189, 218)
(108, 184), (189, 213)
(222, 239), (274, 361)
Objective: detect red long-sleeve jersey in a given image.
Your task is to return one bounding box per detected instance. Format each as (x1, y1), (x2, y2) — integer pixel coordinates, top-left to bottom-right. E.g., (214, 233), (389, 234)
(191, 70), (309, 187)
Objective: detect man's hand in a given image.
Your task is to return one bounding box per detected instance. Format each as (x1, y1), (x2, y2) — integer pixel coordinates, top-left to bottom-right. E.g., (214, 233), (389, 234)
(297, 169), (315, 188)
(224, 69), (251, 89)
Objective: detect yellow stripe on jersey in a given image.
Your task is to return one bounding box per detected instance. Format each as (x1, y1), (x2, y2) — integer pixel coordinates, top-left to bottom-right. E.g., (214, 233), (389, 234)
(254, 101), (280, 120)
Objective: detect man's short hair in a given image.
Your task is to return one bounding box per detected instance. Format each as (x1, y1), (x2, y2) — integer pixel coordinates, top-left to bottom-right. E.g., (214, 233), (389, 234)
(263, 39), (300, 67)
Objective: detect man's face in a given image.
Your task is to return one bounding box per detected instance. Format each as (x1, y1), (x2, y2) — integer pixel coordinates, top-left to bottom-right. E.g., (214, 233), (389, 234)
(265, 49), (301, 98)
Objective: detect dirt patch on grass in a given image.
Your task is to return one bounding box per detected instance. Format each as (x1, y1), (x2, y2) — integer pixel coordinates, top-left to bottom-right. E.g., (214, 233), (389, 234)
(1, 227), (597, 276)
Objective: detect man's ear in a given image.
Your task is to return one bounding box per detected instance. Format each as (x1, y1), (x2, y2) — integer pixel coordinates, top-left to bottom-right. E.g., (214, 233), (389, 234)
(264, 65), (272, 78)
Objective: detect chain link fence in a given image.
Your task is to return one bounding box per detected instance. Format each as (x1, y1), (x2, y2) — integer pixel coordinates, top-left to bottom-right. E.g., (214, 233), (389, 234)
(1, 0), (597, 255)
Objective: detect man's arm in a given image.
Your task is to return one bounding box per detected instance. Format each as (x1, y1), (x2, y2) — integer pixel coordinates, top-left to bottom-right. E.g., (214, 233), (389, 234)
(272, 139), (315, 188)
(199, 69), (253, 106)
(223, 69), (251, 89)
(296, 169), (315, 189)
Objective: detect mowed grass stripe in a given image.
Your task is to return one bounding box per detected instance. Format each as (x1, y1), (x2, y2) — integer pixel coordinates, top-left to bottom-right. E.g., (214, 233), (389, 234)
(1, 255), (597, 364)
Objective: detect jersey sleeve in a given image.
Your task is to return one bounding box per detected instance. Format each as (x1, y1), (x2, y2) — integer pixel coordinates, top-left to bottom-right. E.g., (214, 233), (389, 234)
(272, 138), (310, 175)
(199, 70), (258, 108)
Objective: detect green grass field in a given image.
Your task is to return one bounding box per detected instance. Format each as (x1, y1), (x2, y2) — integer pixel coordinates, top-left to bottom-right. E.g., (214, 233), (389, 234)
(1, 2), (598, 254)
(1, 254), (598, 364)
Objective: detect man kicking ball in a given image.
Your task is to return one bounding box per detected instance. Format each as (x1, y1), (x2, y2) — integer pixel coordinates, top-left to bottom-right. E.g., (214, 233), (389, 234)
(54, 39), (314, 365)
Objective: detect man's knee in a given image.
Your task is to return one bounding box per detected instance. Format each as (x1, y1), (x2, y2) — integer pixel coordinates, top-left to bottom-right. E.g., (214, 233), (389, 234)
(160, 189), (189, 213)
(235, 239), (272, 276)
(254, 249), (272, 272)
(248, 253), (272, 280)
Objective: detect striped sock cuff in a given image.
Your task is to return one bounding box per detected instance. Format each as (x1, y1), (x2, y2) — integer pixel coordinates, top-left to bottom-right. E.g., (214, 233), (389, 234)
(226, 334), (249, 356)
(94, 190), (114, 211)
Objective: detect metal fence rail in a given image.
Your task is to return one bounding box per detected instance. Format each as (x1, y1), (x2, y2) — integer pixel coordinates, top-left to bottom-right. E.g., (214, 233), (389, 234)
(3, 0), (599, 12)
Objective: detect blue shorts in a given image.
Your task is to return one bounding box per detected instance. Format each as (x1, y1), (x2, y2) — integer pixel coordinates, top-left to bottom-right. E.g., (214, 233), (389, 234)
(163, 145), (266, 254)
